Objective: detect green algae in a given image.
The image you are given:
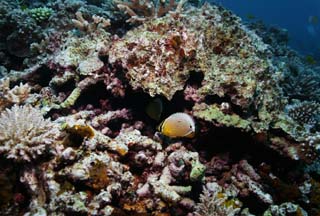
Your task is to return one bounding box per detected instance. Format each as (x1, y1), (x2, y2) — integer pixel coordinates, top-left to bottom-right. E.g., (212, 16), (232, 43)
(193, 103), (251, 130)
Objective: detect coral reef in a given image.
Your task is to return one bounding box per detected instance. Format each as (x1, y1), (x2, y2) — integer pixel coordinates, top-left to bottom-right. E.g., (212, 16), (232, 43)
(0, 0), (319, 215)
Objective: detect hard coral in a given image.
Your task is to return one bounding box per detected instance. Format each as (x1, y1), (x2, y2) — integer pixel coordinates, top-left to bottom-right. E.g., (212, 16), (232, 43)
(280, 57), (320, 102)
(29, 7), (54, 23)
(0, 78), (31, 111)
(286, 101), (320, 128)
(0, 105), (61, 162)
(109, 15), (198, 99)
(72, 11), (111, 33)
(262, 202), (308, 216)
(115, 0), (185, 23)
(194, 182), (241, 216)
(110, 3), (272, 105)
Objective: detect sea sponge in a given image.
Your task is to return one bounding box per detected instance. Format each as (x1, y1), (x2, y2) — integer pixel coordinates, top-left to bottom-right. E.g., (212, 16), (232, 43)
(0, 105), (61, 162)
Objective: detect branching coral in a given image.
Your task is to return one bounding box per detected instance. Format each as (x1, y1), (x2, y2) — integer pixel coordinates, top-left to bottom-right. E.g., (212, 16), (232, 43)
(47, 150), (133, 215)
(0, 105), (61, 162)
(29, 7), (54, 23)
(114, 0), (186, 23)
(280, 58), (320, 102)
(72, 11), (111, 33)
(208, 159), (274, 205)
(286, 101), (320, 128)
(0, 78), (31, 111)
(230, 160), (273, 204)
(262, 202), (308, 216)
(136, 144), (205, 204)
(194, 182), (241, 216)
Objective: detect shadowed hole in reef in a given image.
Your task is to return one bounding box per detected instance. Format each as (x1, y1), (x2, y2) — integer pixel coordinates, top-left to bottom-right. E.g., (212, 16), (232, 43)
(186, 70), (204, 87)
(195, 126), (302, 214)
(71, 70), (201, 132)
(74, 81), (109, 107)
(9, 66), (54, 88)
(73, 84), (169, 136)
(52, 79), (76, 94)
(0, 158), (30, 212)
(33, 66), (55, 87)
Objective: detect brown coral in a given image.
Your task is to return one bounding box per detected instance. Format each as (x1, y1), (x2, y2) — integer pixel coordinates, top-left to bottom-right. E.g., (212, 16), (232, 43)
(115, 0), (185, 23)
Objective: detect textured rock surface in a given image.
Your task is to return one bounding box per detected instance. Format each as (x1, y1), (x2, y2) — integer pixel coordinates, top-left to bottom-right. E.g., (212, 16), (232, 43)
(0, 1), (320, 215)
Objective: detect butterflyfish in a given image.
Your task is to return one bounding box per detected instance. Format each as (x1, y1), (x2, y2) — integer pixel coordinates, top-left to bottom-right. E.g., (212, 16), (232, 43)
(157, 112), (196, 138)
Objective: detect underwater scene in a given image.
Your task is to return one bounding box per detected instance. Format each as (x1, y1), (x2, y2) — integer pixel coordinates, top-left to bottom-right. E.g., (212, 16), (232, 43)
(0, 0), (320, 215)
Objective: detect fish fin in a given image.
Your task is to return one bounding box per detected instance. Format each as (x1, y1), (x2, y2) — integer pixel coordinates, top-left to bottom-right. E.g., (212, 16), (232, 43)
(157, 120), (164, 132)
(184, 130), (195, 138)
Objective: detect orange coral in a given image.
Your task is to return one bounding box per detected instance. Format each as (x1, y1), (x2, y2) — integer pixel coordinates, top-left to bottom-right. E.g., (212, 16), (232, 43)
(87, 161), (110, 190)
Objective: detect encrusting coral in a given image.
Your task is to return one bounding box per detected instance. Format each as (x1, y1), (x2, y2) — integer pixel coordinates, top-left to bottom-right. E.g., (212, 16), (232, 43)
(109, 13), (198, 99)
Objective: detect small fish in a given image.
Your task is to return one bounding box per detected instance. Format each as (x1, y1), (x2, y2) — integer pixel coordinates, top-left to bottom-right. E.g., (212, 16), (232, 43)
(305, 55), (317, 65)
(157, 112), (196, 138)
(20, 5), (28, 10)
(146, 98), (163, 121)
(245, 13), (256, 20)
(309, 16), (319, 25)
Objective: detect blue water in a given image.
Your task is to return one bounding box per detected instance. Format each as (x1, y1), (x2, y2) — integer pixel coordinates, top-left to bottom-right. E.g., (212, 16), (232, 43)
(213, 0), (320, 59)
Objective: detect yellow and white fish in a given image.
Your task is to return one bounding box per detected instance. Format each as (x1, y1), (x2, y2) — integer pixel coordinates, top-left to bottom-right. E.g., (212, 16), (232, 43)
(157, 112), (196, 138)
